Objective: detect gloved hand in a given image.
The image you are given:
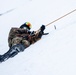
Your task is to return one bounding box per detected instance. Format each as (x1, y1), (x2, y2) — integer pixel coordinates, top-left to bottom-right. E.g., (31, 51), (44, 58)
(37, 25), (45, 38)
(40, 25), (45, 33)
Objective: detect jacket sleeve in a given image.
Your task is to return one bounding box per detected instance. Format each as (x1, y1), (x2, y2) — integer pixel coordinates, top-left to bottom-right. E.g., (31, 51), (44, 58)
(30, 30), (42, 44)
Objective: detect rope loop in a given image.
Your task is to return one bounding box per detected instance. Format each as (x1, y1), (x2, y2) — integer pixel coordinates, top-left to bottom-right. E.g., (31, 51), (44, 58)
(46, 9), (76, 27)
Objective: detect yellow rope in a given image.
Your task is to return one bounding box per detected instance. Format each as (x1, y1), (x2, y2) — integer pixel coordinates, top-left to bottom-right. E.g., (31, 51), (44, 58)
(46, 9), (76, 26)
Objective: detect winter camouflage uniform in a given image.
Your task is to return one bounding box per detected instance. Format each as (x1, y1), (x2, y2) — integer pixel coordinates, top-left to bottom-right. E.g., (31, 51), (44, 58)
(8, 27), (41, 48)
(0, 25), (45, 62)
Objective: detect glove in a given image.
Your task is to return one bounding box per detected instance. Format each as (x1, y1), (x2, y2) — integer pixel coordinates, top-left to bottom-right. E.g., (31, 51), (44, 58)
(37, 25), (45, 38)
(40, 25), (45, 32)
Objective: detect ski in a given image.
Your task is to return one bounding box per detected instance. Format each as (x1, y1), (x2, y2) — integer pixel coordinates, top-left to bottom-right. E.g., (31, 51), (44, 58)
(43, 33), (49, 35)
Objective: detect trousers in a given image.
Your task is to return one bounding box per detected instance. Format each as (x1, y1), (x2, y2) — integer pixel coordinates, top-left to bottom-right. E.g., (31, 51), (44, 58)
(0, 44), (26, 62)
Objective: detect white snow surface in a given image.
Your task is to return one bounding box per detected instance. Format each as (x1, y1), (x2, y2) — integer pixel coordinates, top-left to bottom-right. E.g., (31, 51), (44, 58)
(0, 0), (76, 75)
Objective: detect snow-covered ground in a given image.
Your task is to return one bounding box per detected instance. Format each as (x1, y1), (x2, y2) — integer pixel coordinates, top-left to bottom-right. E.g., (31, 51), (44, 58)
(0, 0), (76, 75)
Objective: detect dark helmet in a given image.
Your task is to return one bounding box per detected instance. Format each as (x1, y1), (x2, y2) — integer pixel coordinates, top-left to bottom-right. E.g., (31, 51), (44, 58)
(20, 22), (32, 30)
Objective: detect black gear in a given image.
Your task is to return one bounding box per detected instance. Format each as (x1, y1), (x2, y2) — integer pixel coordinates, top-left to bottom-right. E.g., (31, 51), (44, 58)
(40, 25), (45, 33)
(0, 44), (26, 63)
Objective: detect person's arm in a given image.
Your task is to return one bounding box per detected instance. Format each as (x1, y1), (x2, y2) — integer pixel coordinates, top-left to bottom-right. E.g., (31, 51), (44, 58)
(30, 25), (46, 44)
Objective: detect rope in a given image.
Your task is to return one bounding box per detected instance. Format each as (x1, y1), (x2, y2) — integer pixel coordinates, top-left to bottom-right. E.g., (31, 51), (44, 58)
(46, 9), (76, 26)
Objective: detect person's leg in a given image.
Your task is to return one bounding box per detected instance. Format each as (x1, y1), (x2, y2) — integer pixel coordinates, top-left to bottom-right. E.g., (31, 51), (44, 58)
(0, 44), (26, 62)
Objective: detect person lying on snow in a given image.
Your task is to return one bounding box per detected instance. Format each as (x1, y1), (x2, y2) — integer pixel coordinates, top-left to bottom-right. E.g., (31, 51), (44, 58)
(0, 22), (48, 62)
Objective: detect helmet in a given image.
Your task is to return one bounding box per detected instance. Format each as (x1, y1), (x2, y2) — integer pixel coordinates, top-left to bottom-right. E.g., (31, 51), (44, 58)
(20, 22), (32, 30)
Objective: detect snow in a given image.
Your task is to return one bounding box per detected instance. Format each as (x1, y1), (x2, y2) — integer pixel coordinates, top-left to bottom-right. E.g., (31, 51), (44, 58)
(0, 0), (76, 75)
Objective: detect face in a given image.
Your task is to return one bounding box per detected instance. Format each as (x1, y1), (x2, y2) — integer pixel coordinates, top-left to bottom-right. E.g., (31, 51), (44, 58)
(23, 27), (29, 31)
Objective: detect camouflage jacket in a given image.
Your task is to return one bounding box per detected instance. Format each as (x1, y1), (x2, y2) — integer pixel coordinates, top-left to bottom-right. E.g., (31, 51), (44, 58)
(8, 27), (41, 48)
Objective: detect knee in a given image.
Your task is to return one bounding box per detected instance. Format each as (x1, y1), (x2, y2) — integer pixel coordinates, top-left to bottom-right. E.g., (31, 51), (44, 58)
(22, 40), (30, 47)
(12, 37), (22, 46)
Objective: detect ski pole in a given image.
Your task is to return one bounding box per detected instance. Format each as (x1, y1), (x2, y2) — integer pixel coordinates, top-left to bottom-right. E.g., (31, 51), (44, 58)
(0, 8), (15, 16)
